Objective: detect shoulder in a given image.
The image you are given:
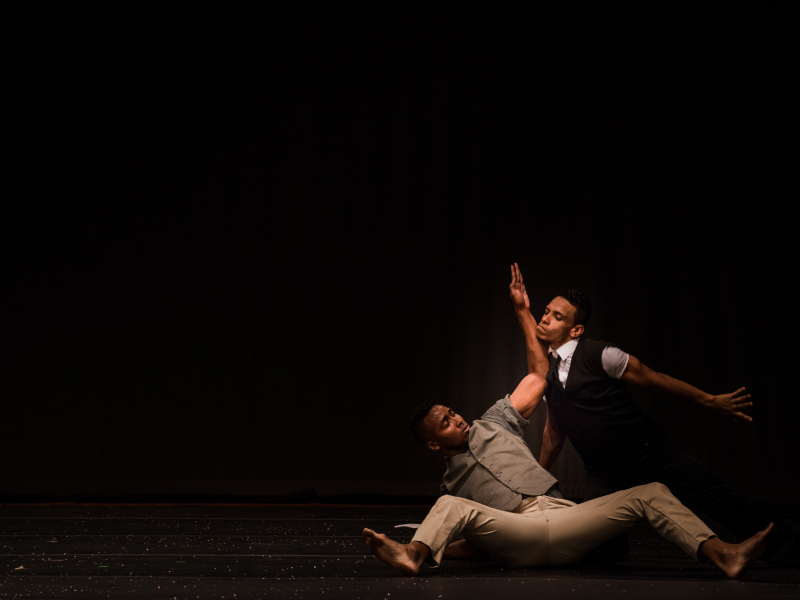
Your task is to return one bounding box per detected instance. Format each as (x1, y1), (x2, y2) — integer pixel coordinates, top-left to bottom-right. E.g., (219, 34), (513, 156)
(579, 338), (610, 353)
(577, 339), (630, 378)
(479, 396), (529, 438)
(601, 346), (630, 379)
(576, 339), (617, 373)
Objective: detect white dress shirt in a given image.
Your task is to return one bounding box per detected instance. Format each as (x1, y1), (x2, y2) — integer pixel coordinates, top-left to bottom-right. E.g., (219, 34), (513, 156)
(544, 339), (629, 397)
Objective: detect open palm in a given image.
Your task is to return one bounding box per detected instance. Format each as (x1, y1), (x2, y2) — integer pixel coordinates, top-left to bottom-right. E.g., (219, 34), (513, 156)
(509, 263), (530, 311)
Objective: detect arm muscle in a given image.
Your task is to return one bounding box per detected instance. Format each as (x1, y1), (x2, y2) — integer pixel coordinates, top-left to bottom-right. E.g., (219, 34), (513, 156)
(509, 373), (547, 420)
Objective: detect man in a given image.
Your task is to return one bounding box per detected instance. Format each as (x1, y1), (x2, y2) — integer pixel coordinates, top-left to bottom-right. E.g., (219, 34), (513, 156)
(411, 375), (564, 513)
(509, 263), (796, 564)
(407, 268), (562, 517)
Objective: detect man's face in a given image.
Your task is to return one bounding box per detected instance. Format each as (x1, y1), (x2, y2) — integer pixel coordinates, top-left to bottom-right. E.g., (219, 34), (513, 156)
(423, 405), (470, 454)
(536, 296), (583, 347)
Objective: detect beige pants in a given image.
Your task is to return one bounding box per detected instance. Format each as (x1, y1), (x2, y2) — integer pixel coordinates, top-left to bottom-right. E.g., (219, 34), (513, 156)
(412, 483), (714, 568)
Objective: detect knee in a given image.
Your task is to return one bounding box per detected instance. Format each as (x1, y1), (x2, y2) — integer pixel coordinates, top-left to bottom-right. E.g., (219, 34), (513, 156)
(642, 482), (672, 498)
(434, 494), (458, 509)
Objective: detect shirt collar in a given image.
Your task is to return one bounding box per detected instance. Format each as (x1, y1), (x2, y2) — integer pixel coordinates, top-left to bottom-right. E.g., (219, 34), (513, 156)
(548, 338), (580, 360)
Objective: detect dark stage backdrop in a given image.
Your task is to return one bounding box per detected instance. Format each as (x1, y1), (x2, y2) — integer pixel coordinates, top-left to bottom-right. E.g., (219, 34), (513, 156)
(5, 3), (799, 502)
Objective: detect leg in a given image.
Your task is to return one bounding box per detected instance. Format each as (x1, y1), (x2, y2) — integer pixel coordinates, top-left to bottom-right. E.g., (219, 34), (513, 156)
(364, 486), (772, 578)
(546, 482), (772, 578)
(364, 494), (552, 573)
(648, 448), (798, 564)
(547, 483), (715, 566)
(411, 494), (551, 568)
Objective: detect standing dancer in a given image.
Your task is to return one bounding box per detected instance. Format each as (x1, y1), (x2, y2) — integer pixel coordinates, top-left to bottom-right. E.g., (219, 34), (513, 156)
(509, 263), (797, 564)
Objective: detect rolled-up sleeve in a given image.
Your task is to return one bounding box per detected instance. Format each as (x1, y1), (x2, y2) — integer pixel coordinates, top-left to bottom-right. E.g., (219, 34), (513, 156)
(479, 395), (529, 438)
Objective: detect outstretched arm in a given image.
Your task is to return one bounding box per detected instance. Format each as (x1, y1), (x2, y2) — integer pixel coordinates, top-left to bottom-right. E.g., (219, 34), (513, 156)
(621, 355), (753, 422)
(509, 263), (549, 376)
(539, 408), (565, 471)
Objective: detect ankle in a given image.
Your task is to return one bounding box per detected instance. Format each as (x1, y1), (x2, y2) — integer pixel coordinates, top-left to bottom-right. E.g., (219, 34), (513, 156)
(408, 541), (431, 565)
(699, 536), (725, 562)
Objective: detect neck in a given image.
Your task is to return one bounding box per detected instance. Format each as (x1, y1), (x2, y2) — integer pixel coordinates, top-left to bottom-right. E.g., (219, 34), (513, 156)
(441, 443), (469, 457)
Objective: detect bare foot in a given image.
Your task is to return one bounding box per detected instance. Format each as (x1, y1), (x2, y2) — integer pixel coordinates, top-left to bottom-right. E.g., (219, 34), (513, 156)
(363, 528), (427, 576)
(703, 523), (773, 579)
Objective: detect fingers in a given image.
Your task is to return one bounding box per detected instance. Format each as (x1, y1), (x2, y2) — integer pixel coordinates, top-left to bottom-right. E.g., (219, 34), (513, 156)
(510, 263), (526, 295)
(729, 390), (752, 409)
(723, 388), (751, 403)
(732, 411), (754, 423)
(730, 388), (750, 402)
(511, 264), (523, 293)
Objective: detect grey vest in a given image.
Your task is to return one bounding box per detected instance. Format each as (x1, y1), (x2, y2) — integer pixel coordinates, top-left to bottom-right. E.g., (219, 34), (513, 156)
(442, 420), (558, 511)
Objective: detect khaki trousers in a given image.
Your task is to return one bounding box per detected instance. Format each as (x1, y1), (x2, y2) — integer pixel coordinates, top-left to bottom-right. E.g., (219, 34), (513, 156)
(412, 482), (714, 568)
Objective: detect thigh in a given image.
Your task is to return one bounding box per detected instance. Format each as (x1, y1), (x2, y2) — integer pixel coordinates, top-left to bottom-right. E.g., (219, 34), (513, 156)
(431, 496), (553, 568)
(462, 507), (552, 568)
(546, 486), (652, 566)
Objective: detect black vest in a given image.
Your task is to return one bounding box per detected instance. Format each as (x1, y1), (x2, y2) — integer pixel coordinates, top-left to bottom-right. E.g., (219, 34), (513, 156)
(545, 339), (662, 471)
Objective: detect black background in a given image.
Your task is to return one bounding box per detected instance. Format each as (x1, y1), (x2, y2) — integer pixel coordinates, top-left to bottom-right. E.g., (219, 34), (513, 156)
(5, 2), (798, 501)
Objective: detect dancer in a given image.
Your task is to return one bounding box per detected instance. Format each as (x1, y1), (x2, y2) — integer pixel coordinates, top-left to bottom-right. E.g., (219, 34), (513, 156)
(363, 483), (773, 579)
(411, 375), (562, 512)
(409, 271), (563, 514)
(509, 263), (797, 564)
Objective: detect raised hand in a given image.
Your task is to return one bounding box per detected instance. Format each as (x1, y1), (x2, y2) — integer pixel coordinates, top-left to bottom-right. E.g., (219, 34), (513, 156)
(509, 263), (530, 312)
(708, 387), (753, 422)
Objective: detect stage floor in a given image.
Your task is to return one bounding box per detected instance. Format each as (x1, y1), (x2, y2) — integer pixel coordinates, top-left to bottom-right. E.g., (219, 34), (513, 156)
(1, 503), (797, 599)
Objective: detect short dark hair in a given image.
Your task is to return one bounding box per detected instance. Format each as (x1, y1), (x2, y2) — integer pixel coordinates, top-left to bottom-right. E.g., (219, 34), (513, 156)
(559, 290), (592, 327)
(409, 400), (437, 443)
